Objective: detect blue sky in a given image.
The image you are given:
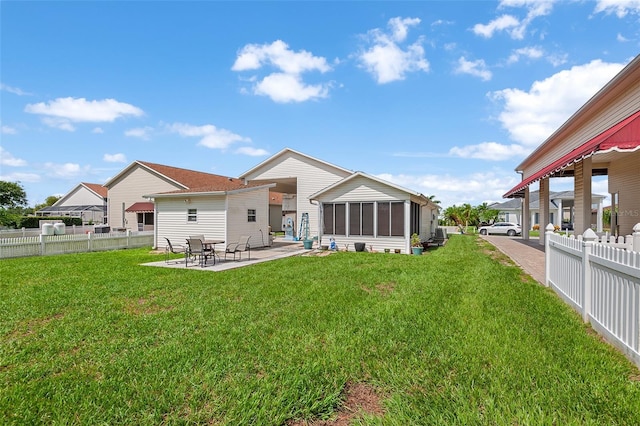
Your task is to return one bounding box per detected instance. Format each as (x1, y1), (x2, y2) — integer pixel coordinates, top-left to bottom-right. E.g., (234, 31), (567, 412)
(1, 1), (639, 208)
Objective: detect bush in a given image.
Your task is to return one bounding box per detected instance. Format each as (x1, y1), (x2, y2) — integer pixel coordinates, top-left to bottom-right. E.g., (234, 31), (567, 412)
(532, 224), (540, 231)
(19, 216), (82, 228)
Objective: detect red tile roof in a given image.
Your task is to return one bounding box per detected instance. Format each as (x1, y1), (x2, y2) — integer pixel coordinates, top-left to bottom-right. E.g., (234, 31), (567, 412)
(82, 182), (108, 198)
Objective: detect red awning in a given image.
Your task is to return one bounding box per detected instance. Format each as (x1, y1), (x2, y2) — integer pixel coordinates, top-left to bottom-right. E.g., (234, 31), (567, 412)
(125, 202), (155, 213)
(504, 110), (640, 198)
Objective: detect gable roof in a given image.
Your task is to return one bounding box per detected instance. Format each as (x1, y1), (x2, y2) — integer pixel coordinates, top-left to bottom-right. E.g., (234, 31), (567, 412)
(82, 182), (108, 198)
(52, 182), (107, 207)
(103, 160), (252, 192)
(239, 148), (352, 179)
(309, 171), (438, 209)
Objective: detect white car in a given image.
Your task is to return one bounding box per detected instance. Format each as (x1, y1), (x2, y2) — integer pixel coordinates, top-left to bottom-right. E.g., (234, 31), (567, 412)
(478, 222), (522, 236)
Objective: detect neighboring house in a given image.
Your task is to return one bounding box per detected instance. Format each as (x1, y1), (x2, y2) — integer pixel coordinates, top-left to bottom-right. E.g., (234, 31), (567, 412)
(490, 190), (605, 231)
(310, 172), (440, 253)
(239, 148), (353, 240)
(35, 182), (107, 224)
(240, 148), (440, 253)
(504, 54), (640, 244)
(103, 161), (242, 231)
(144, 180), (275, 251)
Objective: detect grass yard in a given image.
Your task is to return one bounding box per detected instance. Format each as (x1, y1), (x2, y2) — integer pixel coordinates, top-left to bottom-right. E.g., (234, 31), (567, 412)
(1, 235), (639, 425)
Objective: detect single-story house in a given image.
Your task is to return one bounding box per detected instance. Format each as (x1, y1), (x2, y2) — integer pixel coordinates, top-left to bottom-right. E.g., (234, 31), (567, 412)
(240, 148), (440, 253)
(35, 182), (107, 224)
(490, 190), (605, 231)
(144, 180), (275, 251)
(503, 54), (640, 244)
(103, 160), (247, 232)
(310, 171), (440, 253)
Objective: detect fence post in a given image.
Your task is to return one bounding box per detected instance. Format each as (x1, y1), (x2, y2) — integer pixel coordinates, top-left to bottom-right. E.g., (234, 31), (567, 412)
(582, 228), (598, 323)
(127, 229), (132, 248)
(87, 231), (93, 252)
(633, 223), (640, 252)
(544, 223), (555, 287)
(39, 233), (45, 256)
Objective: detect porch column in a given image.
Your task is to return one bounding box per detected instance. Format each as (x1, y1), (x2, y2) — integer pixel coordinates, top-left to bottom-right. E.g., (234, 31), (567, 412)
(539, 178), (550, 246)
(610, 192), (618, 236)
(556, 198), (563, 228)
(404, 200), (411, 254)
(574, 158), (593, 234)
(522, 187), (530, 240)
(596, 198), (603, 233)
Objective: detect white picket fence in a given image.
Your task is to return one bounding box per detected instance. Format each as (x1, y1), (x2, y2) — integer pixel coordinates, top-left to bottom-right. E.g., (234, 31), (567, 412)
(0, 230), (154, 259)
(545, 223), (640, 368)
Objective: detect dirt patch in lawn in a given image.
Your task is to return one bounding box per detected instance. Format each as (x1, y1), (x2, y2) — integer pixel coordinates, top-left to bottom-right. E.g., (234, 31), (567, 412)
(361, 282), (396, 296)
(287, 382), (385, 425)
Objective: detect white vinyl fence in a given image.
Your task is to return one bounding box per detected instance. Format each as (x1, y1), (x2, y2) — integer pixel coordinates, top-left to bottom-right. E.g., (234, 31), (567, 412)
(545, 223), (640, 368)
(0, 230), (154, 259)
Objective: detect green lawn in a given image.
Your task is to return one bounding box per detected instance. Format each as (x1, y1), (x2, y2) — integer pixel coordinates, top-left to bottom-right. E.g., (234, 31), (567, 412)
(1, 236), (639, 425)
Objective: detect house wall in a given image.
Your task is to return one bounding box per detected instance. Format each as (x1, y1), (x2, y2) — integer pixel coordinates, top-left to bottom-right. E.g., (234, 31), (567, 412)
(242, 151), (350, 240)
(155, 196), (226, 250)
(226, 188), (270, 248)
(524, 78), (640, 179)
(608, 150), (640, 235)
(314, 175), (413, 253)
(107, 165), (182, 229)
(59, 186), (104, 206)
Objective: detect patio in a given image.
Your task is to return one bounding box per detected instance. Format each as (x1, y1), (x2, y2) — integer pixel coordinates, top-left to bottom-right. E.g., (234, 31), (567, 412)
(144, 238), (310, 271)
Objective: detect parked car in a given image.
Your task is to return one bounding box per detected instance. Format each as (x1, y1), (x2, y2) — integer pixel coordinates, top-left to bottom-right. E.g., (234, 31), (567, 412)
(478, 222), (522, 236)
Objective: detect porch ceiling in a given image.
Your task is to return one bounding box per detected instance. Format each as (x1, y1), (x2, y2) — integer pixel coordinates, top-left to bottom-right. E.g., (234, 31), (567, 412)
(248, 177), (297, 194)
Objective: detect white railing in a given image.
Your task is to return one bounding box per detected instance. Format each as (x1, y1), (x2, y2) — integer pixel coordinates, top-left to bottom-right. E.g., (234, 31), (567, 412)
(545, 223), (640, 368)
(0, 230), (154, 259)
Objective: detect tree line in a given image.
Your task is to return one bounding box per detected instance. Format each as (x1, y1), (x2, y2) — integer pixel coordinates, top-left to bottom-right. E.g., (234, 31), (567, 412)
(0, 181), (60, 228)
(441, 202), (500, 229)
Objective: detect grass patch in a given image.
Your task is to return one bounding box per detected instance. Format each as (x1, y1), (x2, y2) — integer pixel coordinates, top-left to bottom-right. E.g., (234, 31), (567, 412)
(1, 236), (639, 425)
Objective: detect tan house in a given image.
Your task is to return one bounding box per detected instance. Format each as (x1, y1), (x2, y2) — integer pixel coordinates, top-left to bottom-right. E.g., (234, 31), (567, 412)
(103, 161), (258, 232)
(35, 182), (107, 224)
(504, 54), (640, 244)
(241, 149), (440, 253)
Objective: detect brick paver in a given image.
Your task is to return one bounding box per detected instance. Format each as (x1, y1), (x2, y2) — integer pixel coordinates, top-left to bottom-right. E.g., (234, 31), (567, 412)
(481, 235), (546, 285)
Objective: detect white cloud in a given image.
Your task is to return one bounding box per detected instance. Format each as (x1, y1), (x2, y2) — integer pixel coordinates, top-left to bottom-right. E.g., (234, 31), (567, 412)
(0, 83), (32, 96)
(616, 33), (629, 42)
(92, 127), (104, 134)
(490, 59), (625, 146)
(473, 14), (521, 38)
(254, 73), (329, 103)
(0, 147), (27, 166)
(507, 46), (544, 63)
(232, 40), (332, 103)
(25, 97), (144, 130)
(166, 122), (250, 149)
(103, 153), (127, 163)
(377, 170), (521, 209)
(2, 125), (17, 134)
(0, 172), (40, 183)
(594, 0), (640, 17)
(235, 147), (269, 156)
(358, 17), (430, 84)
(455, 57), (492, 81)
(125, 126), (154, 140)
(42, 162), (89, 179)
(449, 142), (531, 160)
(473, 0), (555, 40)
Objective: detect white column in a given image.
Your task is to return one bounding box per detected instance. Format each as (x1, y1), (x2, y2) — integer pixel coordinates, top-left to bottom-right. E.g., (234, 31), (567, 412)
(556, 198), (563, 228)
(522, 188), (530, 240)
(596, 198), (603, 233)
(610, 192), (617, 236)
(404, 200), (411, 254)
(539, 178), (550, 246)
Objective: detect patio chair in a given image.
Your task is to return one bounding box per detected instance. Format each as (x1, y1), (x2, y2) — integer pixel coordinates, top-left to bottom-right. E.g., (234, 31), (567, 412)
(225, 235), (251, 261)
(186, 238), (213, 267)
(164, 237), (186, 264)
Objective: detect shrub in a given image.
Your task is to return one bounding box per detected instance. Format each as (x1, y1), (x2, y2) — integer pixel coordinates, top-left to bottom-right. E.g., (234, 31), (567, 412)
(532, 224), (540, 231)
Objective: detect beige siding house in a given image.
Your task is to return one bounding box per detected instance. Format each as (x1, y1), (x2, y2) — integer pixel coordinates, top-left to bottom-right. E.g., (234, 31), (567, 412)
(239, 148), (352, 240)
(310, 172), (439, 253)
(504, 54), (640, 244)
(35, 182), (107, 224)
(147, 184), (273, 251)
